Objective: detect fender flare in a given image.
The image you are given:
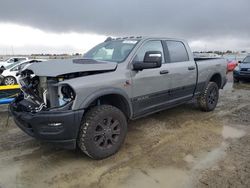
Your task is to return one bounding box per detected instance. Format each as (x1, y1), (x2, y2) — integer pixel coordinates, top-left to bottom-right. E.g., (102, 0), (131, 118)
(79, 87), (133, 118)
(204, 72), (223, 90)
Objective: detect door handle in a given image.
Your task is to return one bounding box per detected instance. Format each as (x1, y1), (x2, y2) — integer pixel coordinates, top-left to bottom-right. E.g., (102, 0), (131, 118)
(160, 70), (169, 74)
(188, 66), (196, 70)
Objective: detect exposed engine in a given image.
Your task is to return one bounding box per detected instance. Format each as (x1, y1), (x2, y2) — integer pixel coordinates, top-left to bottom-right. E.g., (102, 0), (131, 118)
(15, 69), (75, 113)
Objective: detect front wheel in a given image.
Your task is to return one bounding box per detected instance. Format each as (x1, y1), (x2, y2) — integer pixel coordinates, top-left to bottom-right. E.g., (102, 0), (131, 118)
(77, 105), (127, 160)
(4, 76), (17, 85)
(198, 82), (219, 112)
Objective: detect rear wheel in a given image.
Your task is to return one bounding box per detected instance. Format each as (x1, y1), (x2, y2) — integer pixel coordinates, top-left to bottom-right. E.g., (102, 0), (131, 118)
(198, 82), (219, 112)
(4, 76), (17, 85)
(77, 105), (127, 160)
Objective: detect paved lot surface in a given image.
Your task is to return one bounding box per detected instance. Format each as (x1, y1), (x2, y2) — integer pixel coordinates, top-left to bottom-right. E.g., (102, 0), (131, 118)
(0, 73), (250, 188)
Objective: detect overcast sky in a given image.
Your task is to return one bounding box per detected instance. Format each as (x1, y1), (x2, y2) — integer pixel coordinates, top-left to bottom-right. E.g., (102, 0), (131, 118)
(0, 0), (249, 54)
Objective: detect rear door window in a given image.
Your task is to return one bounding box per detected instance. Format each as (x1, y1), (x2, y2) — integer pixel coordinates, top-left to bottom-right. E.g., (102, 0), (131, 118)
(165, 41), (189, 63)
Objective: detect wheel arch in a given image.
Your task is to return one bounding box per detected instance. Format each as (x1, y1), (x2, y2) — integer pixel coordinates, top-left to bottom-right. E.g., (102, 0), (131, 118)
(79, 88), (133, 119)
(206, 72), (223, 89)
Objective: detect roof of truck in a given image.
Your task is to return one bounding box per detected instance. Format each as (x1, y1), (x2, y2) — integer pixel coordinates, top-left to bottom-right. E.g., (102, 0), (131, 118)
(107, 36), (186, 42)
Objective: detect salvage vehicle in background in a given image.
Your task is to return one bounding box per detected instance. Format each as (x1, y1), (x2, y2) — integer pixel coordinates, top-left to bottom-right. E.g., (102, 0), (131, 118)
(0, 57), (28, 68)
(10, 37), (227, 159)
(233, 55), (250, 82)
(0, 59), (46, 85)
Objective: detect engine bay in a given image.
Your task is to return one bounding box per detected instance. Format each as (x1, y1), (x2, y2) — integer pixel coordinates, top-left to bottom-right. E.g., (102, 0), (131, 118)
(14, 69), (75, 113)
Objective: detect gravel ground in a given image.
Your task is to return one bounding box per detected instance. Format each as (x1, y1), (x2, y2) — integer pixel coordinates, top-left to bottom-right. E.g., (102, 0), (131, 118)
(0, 73), (249, 188)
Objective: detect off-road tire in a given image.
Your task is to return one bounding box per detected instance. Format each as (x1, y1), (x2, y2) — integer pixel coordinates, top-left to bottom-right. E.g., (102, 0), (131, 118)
(4, 76), (17, 85)
(198, 82), (219, 112)
(77, 105), (127, 160)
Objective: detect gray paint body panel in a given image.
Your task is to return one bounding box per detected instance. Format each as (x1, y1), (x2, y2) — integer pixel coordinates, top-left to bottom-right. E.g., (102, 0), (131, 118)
(25, 59), (117, 77)
(24, 37), (227, 117)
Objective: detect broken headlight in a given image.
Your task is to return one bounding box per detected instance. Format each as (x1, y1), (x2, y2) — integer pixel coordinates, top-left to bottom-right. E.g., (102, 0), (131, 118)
(58, 85), (75, 107)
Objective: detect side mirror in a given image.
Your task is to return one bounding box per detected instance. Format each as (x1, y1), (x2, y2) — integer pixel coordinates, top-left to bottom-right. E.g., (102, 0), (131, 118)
(133, 51), (162, 71)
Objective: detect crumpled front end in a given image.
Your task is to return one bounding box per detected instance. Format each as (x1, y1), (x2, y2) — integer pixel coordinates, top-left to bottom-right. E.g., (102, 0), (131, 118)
(15, 69), (76, 112)
(9, 69), (84, 149)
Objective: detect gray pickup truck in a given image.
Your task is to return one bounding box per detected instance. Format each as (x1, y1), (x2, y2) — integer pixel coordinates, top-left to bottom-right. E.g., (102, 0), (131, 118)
(10, 37), (227, 159)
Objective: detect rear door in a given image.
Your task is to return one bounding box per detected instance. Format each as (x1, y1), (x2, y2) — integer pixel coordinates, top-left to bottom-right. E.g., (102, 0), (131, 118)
(163, 40), (197, 101)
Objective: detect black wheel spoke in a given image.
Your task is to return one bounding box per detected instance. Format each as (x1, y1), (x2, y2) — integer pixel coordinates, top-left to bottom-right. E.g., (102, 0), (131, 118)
(96, 136), (105, 145)
(94, 116), (121, 149)
(208, 86), (218, 105)
(98, 122), (106, 129)
(103, 138), (109, 148)
(106, 117), (112, 126)
(112, 129), (121, 135)
(111, 120), (119, 129)
(94, 131), (104, 137)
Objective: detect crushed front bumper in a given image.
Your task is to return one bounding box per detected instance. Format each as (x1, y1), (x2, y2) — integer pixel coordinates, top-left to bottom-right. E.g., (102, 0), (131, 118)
(9, 100), (84, 149)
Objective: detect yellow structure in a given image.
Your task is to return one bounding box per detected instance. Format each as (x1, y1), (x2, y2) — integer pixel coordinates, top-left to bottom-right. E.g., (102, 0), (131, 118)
(0, 85), (20, 90)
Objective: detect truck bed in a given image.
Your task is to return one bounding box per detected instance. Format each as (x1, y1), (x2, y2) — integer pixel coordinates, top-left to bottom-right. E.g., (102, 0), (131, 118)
(194, 57), (227, 95)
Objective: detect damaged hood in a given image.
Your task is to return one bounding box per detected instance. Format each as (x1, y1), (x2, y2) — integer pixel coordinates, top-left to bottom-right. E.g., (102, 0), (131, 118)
(24, 59), (118, 77)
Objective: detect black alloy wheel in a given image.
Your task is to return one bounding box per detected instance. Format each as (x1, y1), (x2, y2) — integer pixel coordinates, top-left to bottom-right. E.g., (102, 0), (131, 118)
(77, 105), (127, 160)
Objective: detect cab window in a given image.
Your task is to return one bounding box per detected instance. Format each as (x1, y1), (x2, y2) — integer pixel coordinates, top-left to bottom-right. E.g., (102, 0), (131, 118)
(165, 41), (189, 63)
(133, 41), (164, 63)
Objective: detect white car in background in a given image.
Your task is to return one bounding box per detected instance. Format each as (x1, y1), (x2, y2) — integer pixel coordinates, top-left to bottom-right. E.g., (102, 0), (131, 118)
(0, 59), (46, 85)
(0, 57), (29, 68)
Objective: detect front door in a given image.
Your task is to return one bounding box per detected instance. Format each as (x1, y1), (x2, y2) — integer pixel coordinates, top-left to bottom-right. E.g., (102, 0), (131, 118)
(130, 40), (172, 117)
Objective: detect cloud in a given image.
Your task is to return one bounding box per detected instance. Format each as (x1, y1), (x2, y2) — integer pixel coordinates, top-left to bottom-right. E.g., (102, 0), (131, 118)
(0, 0), (250, 52)
(0, 23), (106, 54)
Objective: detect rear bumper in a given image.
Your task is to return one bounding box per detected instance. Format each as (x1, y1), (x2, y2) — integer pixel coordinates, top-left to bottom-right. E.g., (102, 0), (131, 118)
(9, 101), (84, 149)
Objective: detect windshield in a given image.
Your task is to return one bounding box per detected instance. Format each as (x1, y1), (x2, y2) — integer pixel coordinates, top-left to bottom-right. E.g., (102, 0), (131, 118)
(83, 39), (139, 63)
(243, 56), (250, 63)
